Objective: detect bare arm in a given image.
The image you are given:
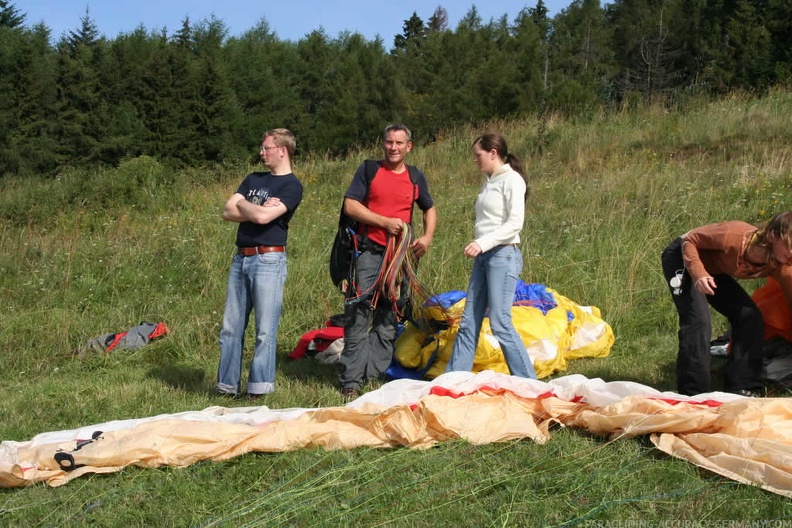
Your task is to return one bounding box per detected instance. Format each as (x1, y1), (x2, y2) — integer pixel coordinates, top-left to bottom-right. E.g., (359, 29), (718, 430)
(222, 194), (288, 225)
(463, 241), (483, 259)
(412, 206), (437, 258)
(343, 197), (403, 236)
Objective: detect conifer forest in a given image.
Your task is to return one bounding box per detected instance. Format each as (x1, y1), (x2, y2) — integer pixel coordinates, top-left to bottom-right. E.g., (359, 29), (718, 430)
(1, 0), (790, 176)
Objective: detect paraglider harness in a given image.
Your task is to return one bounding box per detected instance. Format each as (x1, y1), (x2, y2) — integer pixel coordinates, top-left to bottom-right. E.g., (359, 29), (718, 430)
(329, 159), (420, 298)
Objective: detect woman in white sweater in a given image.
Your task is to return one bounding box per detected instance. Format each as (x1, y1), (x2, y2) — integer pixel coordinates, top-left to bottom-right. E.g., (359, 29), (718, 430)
(445, 133), (537, 378)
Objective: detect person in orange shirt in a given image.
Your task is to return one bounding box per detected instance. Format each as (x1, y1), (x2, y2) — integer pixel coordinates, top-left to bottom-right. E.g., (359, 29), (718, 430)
(752, 276), (792, 343)
(661, 211), (792, 396)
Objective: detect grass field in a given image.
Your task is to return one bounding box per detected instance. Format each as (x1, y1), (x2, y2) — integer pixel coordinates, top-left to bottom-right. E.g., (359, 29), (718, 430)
(2, 88), (792, 526)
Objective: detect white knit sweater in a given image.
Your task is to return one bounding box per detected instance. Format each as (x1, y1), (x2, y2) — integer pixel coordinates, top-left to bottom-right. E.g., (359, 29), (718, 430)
(473, 163), (526, 253)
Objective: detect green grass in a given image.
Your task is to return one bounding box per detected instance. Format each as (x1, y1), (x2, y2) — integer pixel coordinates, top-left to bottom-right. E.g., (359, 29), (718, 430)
(2, 88), (792, 525)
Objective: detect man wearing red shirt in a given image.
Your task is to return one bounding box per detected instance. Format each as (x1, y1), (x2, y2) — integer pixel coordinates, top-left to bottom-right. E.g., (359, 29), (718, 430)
(339, 124), (437, 401)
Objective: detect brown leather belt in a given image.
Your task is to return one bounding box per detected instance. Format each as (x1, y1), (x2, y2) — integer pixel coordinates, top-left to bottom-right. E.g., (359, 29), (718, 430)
(238, 245), (285, 256)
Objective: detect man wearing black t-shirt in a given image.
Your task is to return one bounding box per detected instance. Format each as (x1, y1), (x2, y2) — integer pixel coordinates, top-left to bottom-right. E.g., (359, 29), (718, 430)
(215, 128), (303, 399)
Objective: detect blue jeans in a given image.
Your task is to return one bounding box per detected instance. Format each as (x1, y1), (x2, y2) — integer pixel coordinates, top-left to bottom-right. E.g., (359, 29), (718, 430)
(216, 252), (287, 395)
(446, 245), (537, 379)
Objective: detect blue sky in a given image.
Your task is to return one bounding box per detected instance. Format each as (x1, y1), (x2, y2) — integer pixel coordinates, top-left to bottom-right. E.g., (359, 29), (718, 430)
(19, 1), (571, 43)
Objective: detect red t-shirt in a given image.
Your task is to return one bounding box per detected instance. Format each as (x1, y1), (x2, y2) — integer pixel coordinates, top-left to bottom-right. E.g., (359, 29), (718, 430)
(362, 167), (417, 245)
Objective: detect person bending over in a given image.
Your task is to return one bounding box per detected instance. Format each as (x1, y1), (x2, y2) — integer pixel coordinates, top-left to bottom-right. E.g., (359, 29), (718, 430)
(661, 211), (792, 396)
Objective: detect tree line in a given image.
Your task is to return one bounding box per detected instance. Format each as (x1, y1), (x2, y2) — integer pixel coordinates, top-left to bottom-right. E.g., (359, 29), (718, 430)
(0, 0), (790, 177)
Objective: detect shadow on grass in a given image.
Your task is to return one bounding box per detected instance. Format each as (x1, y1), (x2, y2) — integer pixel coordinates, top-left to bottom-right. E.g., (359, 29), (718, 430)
(563, 360), (678, 392)
(279, 351), (339, 386)
(147, 364), (207, 393)
(573, 356), (732, 394)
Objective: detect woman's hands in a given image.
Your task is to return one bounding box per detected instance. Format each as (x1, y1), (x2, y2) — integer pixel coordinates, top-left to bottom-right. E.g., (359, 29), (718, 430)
(695, 275), (717, 295)
(463, 241), (483, 259)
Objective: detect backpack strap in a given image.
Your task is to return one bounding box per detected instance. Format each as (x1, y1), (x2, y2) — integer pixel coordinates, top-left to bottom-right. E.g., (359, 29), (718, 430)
(405, 164), (419, 224)
(362, 159), (380, 201)
(406, 164), (419, 186)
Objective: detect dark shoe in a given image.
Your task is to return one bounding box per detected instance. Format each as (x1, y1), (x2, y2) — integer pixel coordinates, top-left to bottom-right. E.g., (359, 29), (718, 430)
(341, 386), (360, 402)
(246, 393), (263, 402)
(215, 390), (241, 399)
(763, 384), (789, 398)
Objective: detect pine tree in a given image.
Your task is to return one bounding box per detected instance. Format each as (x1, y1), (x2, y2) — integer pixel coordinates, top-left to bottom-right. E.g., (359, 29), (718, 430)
(766, 0), (792, 83)
(427, 7), (449, 33)
(0, 3), (56, 176)
(529, 0), (551, 91)
(0, 0), (24, 29)
(393, 12), (426, 53)
(11, 24), (59, 175)
(607, 0), (685, 101)
(512, 8), (545, 113)
(189, 16), (241, 163)
(549, 0), (614, 110)
(0, 24), (25, 174)
(223, 18), (301, 159)
(723, 0), (773, 89)
(54, 8), (105, 167)
(94, 27), (151, 164)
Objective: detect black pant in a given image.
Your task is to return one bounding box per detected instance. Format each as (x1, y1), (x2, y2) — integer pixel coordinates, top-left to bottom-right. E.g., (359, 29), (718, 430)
(661, 238), (764, 395)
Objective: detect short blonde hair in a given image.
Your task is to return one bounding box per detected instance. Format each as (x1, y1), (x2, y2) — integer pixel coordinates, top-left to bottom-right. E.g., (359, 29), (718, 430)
(264, 128), (296, 157)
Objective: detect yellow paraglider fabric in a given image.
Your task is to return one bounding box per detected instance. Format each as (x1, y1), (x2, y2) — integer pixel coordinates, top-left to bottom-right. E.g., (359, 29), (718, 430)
(394, 287), (614, 379)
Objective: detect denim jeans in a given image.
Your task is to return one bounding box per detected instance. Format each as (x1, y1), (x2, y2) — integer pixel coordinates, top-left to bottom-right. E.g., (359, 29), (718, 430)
(216, 252), (287, 395)
(446, 245), (537, 379)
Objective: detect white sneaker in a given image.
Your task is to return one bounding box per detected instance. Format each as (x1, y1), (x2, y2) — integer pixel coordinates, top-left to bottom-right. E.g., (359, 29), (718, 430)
(710, 344), (729, 357)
